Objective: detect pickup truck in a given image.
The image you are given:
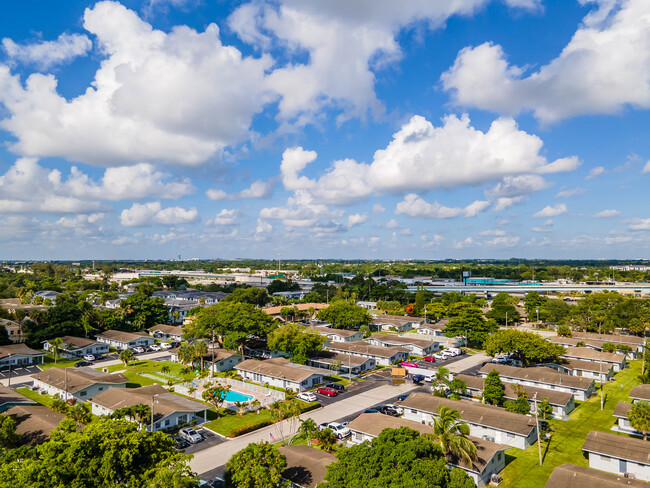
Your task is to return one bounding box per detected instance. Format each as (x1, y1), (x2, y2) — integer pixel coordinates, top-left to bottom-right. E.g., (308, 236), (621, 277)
(318, 422), (351, 439)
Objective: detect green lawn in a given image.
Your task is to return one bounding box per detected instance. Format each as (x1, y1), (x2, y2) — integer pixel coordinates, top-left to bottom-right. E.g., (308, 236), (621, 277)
(324, 374), (353, 387)
(16, 387), (55, 408)
(103, 360), (196, 387)
(40, 354), (80, 370)
(499, 359), (644, 488)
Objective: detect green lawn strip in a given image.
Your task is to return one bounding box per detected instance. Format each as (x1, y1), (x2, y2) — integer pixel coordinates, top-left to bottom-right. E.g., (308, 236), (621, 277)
(16, 387), (55, 408)
(102, 360), (195, 387)
(324, 375), (352, 387)
(40, 354), (80, 370)
(499, 359), (643, 488)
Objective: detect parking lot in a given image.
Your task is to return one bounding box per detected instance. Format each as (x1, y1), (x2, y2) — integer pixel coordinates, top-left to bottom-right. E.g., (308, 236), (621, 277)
(180, 427), (227, 455)
(413, 352), (469, 370)
(0, 364), (41, 378)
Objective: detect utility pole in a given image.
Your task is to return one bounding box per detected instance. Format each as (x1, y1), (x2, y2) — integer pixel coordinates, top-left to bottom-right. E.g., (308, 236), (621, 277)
(151, 395), (154, 432)
(211, 328), (216, 378)
(505, 310), (508, 328)
(599, 324), (604, 410)
(7, 354), (11, 387)
(348, 354), (352, 382)
(64, 367), (68, 401)
(534, 393), (543, 465)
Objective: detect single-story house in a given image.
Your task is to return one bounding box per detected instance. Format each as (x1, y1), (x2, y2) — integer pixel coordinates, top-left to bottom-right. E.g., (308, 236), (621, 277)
(561, 347), (627, 372)
(414, 320), (447, 337)
(545, 463), (650, 488)
(570, 332), (645, 358)
(371, 317), (415, 333)
(278, 444), (336, 488)
(455, 374), (575, 418)
(553, 358), (615, 382)
(629, 384), (650, 403)
(273, 290), (307, 300)
(307, 351), (376, 375)
(235, 357), (324, 392)
(612, 402), (645, 437)
(0, 319), (23, 343)
(0, 343), (45, 369)
(95, 330), (154, 350)
(582, 430), (650, 481)
(263, 303), (329, 320)
(32, 367), (128, 402)
(549, 336), (608, 351)
(478, 364), (595, 401)
(367, 334), (440, 356)
(147, 324), (183, 341)
(347, 413), (507, 487)
(307, 326), (363, 343)
(356, 301), (377, 310)
(153, 290), (228, 304)
(326, 341), (409, 366)
(400, 393), (538, 449)
(43, 336), (109, 358)
(0, 384), (37, 412)
(33, 290), (60, 304)
(170, 346), (244, 373)
(162, 299), (202, 324)
(5, 405), (65, 445)
(372, 314), (427, 326)
(90, 384), (209, 431)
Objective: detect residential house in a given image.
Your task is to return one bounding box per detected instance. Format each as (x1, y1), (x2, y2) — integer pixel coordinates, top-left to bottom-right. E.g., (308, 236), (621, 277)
(0, 319), (23, 343)
(371, 317), (415, 332)
(400, 393), (538, 449)
(0, 344), (45, 369)
(346, 413), (507, 487)
(307, 351), (376, 376)
(478, 364), (595, 401)
(171, 346), (244, 373)
(278, 445), (336, 488)
(629, 384), (650, 403)
(263, 303), (329, 320)
(33, 290), (60, 304)
(570, 332), (645, 358)
(273, 290), (307, 300)
(234, 357), (324, 392)
(455, 374), (575, 418)
(147, 324), (184, 341)
(414, 319), (447, 337)
(612, 402), (645, 437)
(95, 330), (154, 350)
(153, 290), (229, 304)
(545, 463), (650, 488)
(553, 358), (615, 382)
(326, 341), (409, 366)
(90, 384), (209, 431)
(43, 336), (109, 358)
(307, 325), (363, 343)
(373, 314), (427, 326)
(32, 367), (128, 402)
(367, 334), (440, 356)
(561, 347), (627, 372)
(5, 405), (65, 445)
(161, 299), (202, 324)
(356, 301), (377, 310)
(0, 384), (37, 412)
(582, 431), (650, 481)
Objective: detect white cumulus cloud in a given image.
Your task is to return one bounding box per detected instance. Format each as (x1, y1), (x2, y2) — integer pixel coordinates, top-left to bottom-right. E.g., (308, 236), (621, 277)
(533, 203), (567, 218)
(120, 201), (199, 226)
(594, 209), (620, 218)
(2, 33), (92, 69)
(395, 194), (489, 219)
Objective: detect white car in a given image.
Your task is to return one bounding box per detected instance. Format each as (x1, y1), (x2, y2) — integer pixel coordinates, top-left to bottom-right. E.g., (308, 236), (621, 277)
(382, 403), (404, 415)
(433, 353), (446, 360)
(149, 344), (161, 352)
(160, 342), (173, 350)
(319, 422), (350, 439)
(83, 354), (95, 361)
(296, 392), (317, 402)
(179, 427), (203, 444)
(133, 346), (144, 353)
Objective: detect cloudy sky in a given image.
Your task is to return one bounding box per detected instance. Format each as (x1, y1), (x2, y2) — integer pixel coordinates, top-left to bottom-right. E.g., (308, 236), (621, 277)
(1, 0), (649, 260)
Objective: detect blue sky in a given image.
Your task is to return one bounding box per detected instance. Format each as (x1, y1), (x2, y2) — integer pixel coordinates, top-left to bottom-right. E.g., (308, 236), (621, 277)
(0, 0), (649, 260)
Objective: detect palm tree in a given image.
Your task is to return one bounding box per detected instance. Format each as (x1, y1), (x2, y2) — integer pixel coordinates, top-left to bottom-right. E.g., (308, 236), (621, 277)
(119, 349), (135, 367)
(430, 405), (477, 466)
(177, 342), (194, 367)
(161, 365), (171, 377)
(50, 337), (63, 363)
(434, 366), (450, 391)
(234, 401), (248, 416)
(192, 341), (208, 371)
(298, 418), (318, 447)
(628, 400), (650, 440)
(67, 402), (92, 425)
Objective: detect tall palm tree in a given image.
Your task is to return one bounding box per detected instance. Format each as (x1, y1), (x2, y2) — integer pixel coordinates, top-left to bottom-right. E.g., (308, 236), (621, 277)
(177, 342), (194, 367)
(430, 405), (477, 466)
(434, 366), (450, 391)
(193, 341), (208, 371)
(298, 418), (318, 447)
(119, 349), (134, 367)
(628, 401), (650, 440)
(50, 337), (63, 363)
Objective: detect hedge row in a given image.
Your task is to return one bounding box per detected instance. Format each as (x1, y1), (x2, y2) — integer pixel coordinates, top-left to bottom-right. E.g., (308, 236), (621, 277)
(230, 419), (273, 437)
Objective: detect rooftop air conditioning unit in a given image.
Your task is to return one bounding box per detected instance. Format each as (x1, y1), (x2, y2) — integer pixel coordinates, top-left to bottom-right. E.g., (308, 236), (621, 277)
(490, 474), (503, 485)
(483, 435), (495, 443)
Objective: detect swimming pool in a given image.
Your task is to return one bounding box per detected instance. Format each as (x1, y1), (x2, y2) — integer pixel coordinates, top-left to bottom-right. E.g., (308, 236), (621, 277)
(221, 390), (254, 403)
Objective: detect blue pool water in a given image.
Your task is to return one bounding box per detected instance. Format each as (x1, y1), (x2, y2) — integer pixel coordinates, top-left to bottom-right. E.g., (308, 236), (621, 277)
(221, 390), (254, 402)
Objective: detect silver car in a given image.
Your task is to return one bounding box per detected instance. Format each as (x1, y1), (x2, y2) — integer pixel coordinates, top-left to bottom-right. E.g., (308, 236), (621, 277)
(179, 427), (203, 444)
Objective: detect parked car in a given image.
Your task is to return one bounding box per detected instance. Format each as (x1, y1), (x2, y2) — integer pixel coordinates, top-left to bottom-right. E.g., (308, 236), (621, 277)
(318, 422), (350, 439)
(400, 361), (418, 368)
(493, 354), (511, 364)
(382, 404), (404, 415)
(422, 356), (436, 363)
(397, 394), (410, 402)
(363, 408), (381, 414)
(378, 405), (401, 417)
(82, 354), (95, 361)
(160, 342), (173, 350)
(133, 346), (145, 353)
(317, 387), (338, 397)
(149, 344), (161, 352)
(169, 341), (181, 348)
(325, 383), (344, 392)
(433, 353), (446, 360)
(173, 438), (191, 450)
(412, 374), (425, 383)
(74, 361), (92, 368)
(296, 392), (317, 402)
(179, 427), (203, 444)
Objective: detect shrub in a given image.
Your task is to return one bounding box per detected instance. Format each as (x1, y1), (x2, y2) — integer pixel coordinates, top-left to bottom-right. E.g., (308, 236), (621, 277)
(230, 420), (273, 437)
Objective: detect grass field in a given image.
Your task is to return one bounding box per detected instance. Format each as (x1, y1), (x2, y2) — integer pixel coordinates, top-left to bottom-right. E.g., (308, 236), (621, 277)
(499, 359), (643, 488)
(16, 387), (55, 407)
(104, 360), (196, 387)
(40, 354), (80, 370)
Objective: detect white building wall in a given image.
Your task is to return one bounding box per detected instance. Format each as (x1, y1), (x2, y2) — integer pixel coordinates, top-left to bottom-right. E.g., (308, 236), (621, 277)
(237, 370), (323, 392)
(484, 374), (592, 401)
(588, 452), (650, 481)
(33, 381), (127, 402)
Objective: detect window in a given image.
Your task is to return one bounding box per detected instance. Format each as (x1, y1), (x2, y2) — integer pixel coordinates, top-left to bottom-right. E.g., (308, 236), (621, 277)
(80, 391), (87, 397)
(155, 422), (160, 429)
(98, 387), (104, 391)
(165, 420), (170, 426)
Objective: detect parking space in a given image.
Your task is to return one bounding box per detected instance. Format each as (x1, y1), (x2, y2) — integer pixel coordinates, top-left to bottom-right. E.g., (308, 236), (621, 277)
(179, 427), (227, 455)
(310, 375), (390, 407)
(0, 364), (41, 377)
(414, 353), (468, 370)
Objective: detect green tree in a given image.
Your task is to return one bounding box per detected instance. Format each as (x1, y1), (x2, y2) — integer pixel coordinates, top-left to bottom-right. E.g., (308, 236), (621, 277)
(51, 396), (69, 414)
(0, 419), (197, 487)
(0, 415), (20, 449)
(430, 406), (477, 467)
(119, 293), (168, 332)
(505, 396), (530, 415)
(444, 302), (497, 346)
(120, 349), (135, 367)
(537, 399), (553, 424)
(225, 442), (287, 488)
(267, 323), (325, 364)
(628, 401), (650, 440)
(448, 378), (467, 400)
(223, 287), (270, 307)
(541, 299), (570, 323)
(321, 427), (473, 488)
(482, 370), (505, 406)
(50, 336), (63, 363)
(484, 330), (566, 366)
(176, 342), (194, 366)
(202, 383), (230, 418)
(192, 341), (208, 371)
(298, 418), (318, 447)
(557, 325), (572, 337)
(434, 366), (450, 392)
(523, 292), (547, 320)
(67, 402), (92, 425)
(316, 428), (338, 453)
(316, 301), (372, 329)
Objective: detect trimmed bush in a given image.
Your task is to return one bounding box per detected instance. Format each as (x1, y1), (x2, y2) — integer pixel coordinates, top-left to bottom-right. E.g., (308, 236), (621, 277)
(230, 419), (273, 437)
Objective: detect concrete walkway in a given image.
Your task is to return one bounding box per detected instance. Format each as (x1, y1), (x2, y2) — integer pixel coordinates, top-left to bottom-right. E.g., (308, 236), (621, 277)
(446, 351), (489, 373)
(190, 381), (419, 475)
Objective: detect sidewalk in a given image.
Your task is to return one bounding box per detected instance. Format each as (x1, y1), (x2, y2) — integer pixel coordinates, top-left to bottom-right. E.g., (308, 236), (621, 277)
(190, 381), (419, 475)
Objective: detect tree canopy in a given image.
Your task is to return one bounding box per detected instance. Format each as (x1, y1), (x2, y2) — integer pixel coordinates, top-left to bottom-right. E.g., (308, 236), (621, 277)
(225, 441), (287, 488)
(444, 303), (497, 346)
(316, 300), (372, 329)
(482, 370), (505, 406)
(484, 330), (566, 365)
(267, 323), (325, 364)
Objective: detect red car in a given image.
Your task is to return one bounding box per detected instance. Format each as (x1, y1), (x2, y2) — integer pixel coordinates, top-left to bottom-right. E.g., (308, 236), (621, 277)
(317, 387), (338, 397)
(423, 356), (436, 363)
